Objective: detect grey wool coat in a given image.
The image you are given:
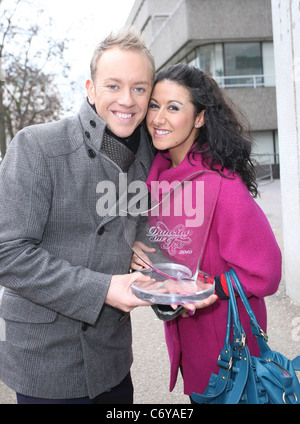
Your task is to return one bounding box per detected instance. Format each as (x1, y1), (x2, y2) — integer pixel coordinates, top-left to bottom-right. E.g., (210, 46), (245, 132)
(0, 100), (154, 399)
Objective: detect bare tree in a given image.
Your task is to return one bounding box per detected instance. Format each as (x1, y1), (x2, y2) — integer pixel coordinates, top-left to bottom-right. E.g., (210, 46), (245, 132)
(0, 0), (71, 160)
(0, 61), (6, 160)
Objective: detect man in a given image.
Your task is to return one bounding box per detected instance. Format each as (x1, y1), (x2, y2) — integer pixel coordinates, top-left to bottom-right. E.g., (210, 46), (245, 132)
(0, 27), (155, 404)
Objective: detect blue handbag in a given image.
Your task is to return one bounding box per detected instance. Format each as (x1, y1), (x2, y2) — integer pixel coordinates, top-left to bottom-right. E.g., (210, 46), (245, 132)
(191, 269), (300, 404)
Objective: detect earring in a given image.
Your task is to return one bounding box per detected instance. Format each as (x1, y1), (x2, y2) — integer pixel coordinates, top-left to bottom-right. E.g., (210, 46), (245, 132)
(195, 124), (200, 128)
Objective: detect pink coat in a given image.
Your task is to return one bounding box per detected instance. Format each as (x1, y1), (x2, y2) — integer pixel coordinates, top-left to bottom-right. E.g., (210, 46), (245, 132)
(146, 152), (282, 395)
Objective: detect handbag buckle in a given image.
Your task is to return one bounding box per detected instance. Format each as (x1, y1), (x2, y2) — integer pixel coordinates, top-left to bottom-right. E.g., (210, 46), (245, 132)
(218, 355), (232, 370)
(283, 391), (298, 404)
(259, 328), (268, 341)
(235, 333), (246, 350)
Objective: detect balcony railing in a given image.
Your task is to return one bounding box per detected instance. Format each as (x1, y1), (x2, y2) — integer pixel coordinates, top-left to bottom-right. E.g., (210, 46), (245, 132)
(214, 74), (275, 88)
(255, 153), (280, 181)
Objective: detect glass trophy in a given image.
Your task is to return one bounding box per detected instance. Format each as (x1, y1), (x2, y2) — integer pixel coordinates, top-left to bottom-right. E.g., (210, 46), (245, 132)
(122, 170), (221, 305)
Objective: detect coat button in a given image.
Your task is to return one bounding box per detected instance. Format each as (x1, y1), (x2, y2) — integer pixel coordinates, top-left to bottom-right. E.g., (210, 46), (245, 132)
(88, 149), (96, 158)
(81, 323), (88, 331)
(98, 227), (105, 236)
(90, 120), (96, 128)
(85, 131), (91, 139)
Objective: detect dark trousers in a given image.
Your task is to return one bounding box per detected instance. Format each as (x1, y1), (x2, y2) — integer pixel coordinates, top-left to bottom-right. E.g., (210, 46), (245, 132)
(16, 372), (133, 404)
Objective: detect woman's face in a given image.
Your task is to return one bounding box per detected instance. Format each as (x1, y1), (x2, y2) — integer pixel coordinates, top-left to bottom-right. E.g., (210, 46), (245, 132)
(146, 80), (204, 165)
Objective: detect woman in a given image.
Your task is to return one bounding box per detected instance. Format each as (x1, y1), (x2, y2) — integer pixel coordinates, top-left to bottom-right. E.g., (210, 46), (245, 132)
(132, 64), (282, 399)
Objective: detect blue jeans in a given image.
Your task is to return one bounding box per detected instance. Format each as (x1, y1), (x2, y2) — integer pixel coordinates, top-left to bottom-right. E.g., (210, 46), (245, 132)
(17, 372), (133, 404)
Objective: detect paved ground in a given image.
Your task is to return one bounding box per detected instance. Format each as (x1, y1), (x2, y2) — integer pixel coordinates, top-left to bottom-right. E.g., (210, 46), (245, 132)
(1, 179), (300, 404)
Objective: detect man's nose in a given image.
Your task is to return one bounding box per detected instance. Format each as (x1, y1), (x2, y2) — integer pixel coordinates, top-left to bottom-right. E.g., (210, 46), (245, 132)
(118, 88), (135, 108)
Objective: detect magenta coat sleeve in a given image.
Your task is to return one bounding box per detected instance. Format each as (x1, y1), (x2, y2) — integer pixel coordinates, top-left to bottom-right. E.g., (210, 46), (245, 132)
(211, 175), (282, 298)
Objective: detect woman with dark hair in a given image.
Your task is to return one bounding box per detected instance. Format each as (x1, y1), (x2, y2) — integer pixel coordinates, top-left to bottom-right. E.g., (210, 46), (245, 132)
(132, 64), (282, 400)
(151, 63), (257, 196)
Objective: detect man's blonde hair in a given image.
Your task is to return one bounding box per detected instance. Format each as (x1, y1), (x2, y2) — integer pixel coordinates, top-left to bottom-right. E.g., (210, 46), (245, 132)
(90, 26), (155, 82)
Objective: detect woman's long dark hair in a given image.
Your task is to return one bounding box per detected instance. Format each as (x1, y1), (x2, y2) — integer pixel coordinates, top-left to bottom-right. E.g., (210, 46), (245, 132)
(154, 64), (258, 197)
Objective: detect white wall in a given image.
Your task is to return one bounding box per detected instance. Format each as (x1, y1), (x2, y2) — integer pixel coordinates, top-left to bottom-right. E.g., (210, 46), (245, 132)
(272, 0), (300, 304)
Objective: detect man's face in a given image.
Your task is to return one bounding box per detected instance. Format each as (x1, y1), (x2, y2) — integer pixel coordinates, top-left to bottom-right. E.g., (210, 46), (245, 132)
(86, 47), (153, 138)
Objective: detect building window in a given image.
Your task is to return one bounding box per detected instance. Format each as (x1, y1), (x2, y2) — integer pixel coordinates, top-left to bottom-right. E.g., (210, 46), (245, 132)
(252, 130), (279, 180)
(186, 50), (198, 67)
(189, 42), (275, 88)
(224, 43), (263, 87)
(252, 130), (279, 164)
(197, 44), (224, 77)
(262, 42), (276, 86)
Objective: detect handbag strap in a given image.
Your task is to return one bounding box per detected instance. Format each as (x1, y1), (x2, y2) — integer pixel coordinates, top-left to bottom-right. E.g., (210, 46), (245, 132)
(195, 273), (250, 403)
(226, 269), (270, 353)
(217, 297), (233, 369)
(218, 272), (248, 364)
(193, 297), (249, 404)
(225, 271), (247, 350)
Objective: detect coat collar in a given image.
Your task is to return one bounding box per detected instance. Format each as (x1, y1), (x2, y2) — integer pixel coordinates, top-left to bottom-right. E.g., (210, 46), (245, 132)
(77, 98), (154, 175)
(78, 98), (107, 152)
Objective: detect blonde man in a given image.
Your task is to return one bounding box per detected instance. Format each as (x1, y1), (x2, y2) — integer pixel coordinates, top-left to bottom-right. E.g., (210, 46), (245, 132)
(0, 28), (155, 404)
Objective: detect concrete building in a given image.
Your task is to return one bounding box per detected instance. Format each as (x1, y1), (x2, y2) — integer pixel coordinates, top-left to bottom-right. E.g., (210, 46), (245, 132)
(126, 0), (279, 173)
